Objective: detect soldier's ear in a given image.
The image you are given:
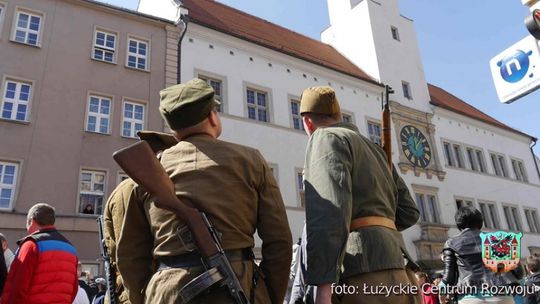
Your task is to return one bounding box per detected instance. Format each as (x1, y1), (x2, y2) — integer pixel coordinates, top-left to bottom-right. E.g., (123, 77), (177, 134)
(302, 115), (316, 136)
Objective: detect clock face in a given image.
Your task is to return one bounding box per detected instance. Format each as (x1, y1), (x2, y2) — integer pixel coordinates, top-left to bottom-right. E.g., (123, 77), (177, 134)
(400, 125), (431, 168)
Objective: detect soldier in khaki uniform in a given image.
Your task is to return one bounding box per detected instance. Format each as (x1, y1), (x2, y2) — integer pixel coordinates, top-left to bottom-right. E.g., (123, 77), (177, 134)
(298, 86), (420, 304)
(103, 131), (178, 304)
(116, 78), (292, 304)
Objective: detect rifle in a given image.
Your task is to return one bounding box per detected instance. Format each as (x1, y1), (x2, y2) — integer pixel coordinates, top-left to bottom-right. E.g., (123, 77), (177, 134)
(382, 85), (394, 168)
(113, 141), (249, 304)
(97, 216), (117, 304)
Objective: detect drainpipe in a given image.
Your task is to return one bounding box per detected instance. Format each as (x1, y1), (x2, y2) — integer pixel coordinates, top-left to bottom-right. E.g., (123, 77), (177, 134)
(531, 138), (540, 182)
(177, 14), (189, 84)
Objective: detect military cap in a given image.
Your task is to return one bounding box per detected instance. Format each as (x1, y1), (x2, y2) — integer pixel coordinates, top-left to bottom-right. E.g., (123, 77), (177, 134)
(299, 86), (341, 116)
(137, 130), (178, 152)
(159, 78), (220, 130)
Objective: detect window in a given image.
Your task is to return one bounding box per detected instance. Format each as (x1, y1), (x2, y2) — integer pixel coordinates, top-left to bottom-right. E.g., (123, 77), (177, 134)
(296, 169), (304, 208)
(12, 9), (42, 46)
(511, 159), (528, 182)
(443, 142), (454, 166)
(524, 208), (540, 233)
(86, 95), (111, 134)
(117, 172), (129, 185)
(367, 121), (382, 146)
(402, 81), (412, 99)
(0, 4), (5, 36)
(79, 170), (106, 215)
(0, 161), (18, 209)
(453, 144), (464, 168)
(199, 75), (223, 112)
(466, 148), (478, 171)
(479, 201), (499, 229)
(122, 101), (145, 138)
(127, 37), (149, 70)
(498, 155), (508, 177)
(503, 205), (522, 231)
(1, 79), (31, 122)
(455, 198), (473, 210)
(476, 150), (486, 173)
(391, 26), (400, 41)
(93, 29), (117, 63)
(415, 193), (440, 223)
(342, 113), (353, 123)
(290, 99), (304, 131)
(246, 88), (269, 122)
(490, 153), (501, 176)
(268, 163), (279, 183)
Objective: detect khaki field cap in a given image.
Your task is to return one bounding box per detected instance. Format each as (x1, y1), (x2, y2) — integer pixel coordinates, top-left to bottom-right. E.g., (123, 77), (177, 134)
(159, 78), (220, 130)
(300, 86), (341, 116)
(136, 130), (178, 152)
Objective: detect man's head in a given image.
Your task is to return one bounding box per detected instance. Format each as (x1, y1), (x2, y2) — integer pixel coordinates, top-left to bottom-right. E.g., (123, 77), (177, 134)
(526, 254), (540, 274)
(0, 233), (7, 251)
(26, 203), (56, 233)
(94, 277), (106, 291)
(159, 78), (222, 140)
(455, 206), (483, 231)
(299, 86), (342, 136)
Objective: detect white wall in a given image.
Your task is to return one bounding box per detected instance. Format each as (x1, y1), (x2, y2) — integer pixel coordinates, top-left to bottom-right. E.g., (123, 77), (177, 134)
(181, 23), (384, 241)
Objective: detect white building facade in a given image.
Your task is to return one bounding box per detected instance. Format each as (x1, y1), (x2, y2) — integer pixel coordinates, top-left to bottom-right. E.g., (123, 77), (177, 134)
(138, 0), (540, 268)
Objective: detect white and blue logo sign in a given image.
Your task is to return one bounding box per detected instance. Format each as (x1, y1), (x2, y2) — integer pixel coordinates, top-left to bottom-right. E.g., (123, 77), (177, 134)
(490, 36), (540, 103)
(497, 50), (533, 83)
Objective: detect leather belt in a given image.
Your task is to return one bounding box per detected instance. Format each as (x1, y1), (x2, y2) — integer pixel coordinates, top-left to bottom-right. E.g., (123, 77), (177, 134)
(350, 216), (396, 231)
(158, 248), (254, 270)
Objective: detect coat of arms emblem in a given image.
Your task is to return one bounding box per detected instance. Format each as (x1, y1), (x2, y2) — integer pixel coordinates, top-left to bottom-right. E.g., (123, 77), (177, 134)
(480, 231), (522, 273)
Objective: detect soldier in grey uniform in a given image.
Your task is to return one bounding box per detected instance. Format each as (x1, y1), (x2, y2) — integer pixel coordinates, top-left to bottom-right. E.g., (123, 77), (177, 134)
(117, 78), (292, 304)
(298, 86), (420, 304)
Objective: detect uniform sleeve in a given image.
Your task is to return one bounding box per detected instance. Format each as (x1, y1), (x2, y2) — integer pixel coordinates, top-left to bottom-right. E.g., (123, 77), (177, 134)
(116, 187), (154, 304)
(392, 166), (420, 231)
(304, 131), (353, 285)
(5, 240), (38, 303)
(255, 150), (293, 304)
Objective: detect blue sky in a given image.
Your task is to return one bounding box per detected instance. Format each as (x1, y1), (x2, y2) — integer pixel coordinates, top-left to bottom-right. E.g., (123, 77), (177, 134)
(103, 0), (540, 154)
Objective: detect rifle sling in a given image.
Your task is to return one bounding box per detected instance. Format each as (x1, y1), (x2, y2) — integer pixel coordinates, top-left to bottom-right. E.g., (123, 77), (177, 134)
(350, 216), (397, 231)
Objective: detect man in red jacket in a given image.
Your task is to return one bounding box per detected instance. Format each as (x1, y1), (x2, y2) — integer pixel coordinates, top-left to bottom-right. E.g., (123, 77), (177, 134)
(2, 203), (78, 304)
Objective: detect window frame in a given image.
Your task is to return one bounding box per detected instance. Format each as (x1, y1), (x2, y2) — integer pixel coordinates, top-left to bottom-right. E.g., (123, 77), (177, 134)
(475, 149), (487, 173)
(78, 169), (107, 216)
(524, 208), (540, 233)
(126, 35), (150, 71)
(391, 25), (400, 41)
(1, 76), (34, 123)
(366, 119), (382, 146)
(10, 7), (44, 47)
(0, 2), (6, 40)
(288, 96), (304, 131)
(502, 204), (523, 231)
(117, 172), (129, 185)
(510, 158), (528, 183)
(478, 201), (500, 230)
(341, 110), (355, 124)
(0, 159), (21, 210)
(91, 27), (118, 64)
(452, 144), (464, 168)
(295, 168), (305, 208)
(412, 185), (441, 224)
(455, 197), (474, 210)
(121, 99), (146, 139)
(401, 81), (412, 100)
(244, 83), (272, 123)
(197, 72), (226, 113)
(85, 93), (113, 135)
(442, 141), (455, 167)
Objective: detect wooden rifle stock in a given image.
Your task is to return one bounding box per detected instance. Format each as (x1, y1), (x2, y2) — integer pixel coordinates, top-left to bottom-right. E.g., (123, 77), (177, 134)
(382, 104), (392, 168)
(112, 141), (218, 257)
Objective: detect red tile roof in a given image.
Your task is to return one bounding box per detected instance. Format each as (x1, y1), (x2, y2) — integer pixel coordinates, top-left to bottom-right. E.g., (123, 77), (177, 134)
(181, 0), (380, 86)
(428, 84), (534, 139)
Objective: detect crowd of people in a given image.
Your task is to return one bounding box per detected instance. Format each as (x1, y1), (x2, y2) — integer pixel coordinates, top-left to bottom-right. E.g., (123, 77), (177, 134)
(0, 80), (539, 304)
